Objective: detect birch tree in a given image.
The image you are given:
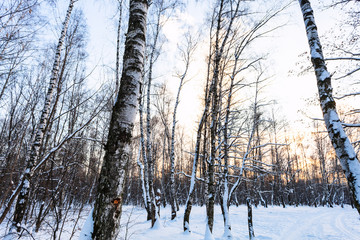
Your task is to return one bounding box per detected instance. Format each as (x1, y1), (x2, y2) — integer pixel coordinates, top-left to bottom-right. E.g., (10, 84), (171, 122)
(92, 0), (149, 239)
(169, 34), (196, 220)
(183, 103), (206, 232)
(9, 0), (76, 233)
(115, 0), (124, 97)
(138, 0), (179, 226)
(207, 0), (241, 233)
(298, 0), (360, 214)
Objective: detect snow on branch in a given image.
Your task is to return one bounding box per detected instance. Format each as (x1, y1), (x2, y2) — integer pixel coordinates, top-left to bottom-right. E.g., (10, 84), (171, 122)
(177, 171), (205, 183)
(342, 123), (360, 127)
(335, 92), (360, 100)
(325, 57), (360, 61)
(251, 142), (288, 149)
(71, 137), (105, 144)
(335, 67), (360, 80)
(32, 102), (105, 174)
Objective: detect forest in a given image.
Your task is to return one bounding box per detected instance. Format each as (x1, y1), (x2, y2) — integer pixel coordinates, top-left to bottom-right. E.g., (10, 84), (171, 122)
(1, 0), (360, 239)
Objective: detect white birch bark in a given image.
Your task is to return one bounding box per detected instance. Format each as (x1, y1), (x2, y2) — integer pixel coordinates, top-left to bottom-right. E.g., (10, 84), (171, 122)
(208, 1), (225, 233)
(92, 1), (148, 239)
(183, 109), (206, 232)
(169, 84), (182, 220)
(207, 0), (240, 233)
(298, 0), (360, 214)
(115, 0), (123, 98)
(220, 53), (260, 240)
(183, 31), (215, 230)
(11, 0), (75, 232)
(139, 95), (151, 218)
(247, 198), (255, 239)
(145, 1), (162, 226)
(220, 53), (240, 239)
(169, 39), (192, 220)
(136, 140), (148, 211)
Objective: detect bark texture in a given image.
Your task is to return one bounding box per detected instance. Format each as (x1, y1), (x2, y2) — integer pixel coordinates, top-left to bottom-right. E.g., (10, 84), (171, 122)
(11, 0), (75, 231)
(145, 0), (162, 225)
(207, 0), (225, 232)
(207, 0), (239, 232)
(115, 0), (123, 97)
(183, 111), (205, 232)
(299, 0), (360, 214)
(247, 198), (255, 239)
(92, 1), (148, 239)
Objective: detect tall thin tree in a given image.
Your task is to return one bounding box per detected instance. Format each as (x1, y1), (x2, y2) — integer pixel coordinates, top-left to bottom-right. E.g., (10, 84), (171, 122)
(10, 0), (76, 233)
(169, 34), (195, 220)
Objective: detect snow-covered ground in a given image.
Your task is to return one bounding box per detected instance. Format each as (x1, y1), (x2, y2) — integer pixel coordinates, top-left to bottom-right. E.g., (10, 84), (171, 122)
(1, 205), (360, 239)
(117, 205), (360, 240)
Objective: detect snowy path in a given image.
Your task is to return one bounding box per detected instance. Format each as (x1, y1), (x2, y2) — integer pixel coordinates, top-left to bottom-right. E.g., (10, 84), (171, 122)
(118, 205), (360, 240)
(276, 207), (359, 240)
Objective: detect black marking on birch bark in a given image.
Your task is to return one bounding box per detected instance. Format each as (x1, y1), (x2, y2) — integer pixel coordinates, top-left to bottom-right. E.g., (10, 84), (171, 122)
(299, 0), (360, 215)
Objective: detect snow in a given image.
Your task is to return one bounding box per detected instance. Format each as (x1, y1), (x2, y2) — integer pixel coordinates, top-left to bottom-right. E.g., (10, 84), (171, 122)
(23, 179), (30, 189)
(152, 218), (163, 230)
(116, 205), (360, 240)
(204, 223), (215, 240)
(310, 46), (322, 60)
(78, 208), (93, 240)
(319, 70), (330, 81)
(2, 205), (360, 240)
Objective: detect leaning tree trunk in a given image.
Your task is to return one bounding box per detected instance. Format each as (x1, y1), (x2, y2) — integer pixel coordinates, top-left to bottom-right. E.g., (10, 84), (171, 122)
(11, 0), (75, 232)
(92, 1), (148, 239)
(299, 0), (360, 214)
(183, 114), (204, 232)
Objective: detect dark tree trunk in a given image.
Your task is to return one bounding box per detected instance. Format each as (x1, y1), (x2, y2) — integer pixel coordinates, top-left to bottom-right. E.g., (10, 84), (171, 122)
(92, 1), (148, 239)
(247, 198), (255, 240)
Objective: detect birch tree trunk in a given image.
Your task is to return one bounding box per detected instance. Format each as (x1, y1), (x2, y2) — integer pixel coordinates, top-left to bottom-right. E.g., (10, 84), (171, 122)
(136, 140), (148, 213)
(298, 0), (360, 214)
(145, 0), (162, 226)
(220, 53), (240, 239)
(139, 96), (151, 219)
(11, 0), (75, 232)
(247, 198), (255, 240)
(207, 1), (225, 233)
(92, 1), (148, 239)
(183, 113), (204, 232)
(207, 0), (240, 233)
(115, 0), (123, 97)
(183, 21), (215, 232)
(169, 81), (182, 220)
(169, 38), (193, 220)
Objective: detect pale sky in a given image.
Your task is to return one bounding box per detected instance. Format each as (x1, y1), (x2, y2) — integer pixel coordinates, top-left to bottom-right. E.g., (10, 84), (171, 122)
(68, 0), (357, 136)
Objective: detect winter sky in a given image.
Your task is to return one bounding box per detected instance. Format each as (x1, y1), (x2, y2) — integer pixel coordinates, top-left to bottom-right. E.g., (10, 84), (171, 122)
(69, 0), (353, 135)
